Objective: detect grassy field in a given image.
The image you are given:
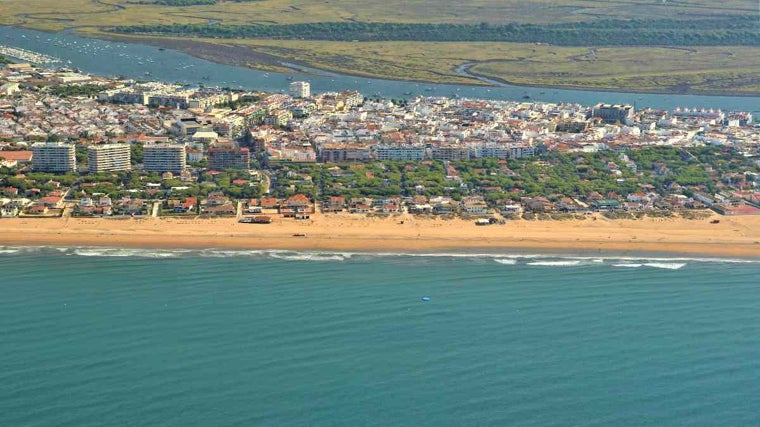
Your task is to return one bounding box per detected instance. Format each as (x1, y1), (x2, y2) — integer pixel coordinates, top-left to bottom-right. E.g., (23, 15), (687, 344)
(1, 0), (758, 94)
(3, 0), (757, 30)
(98, 36), (760, 94)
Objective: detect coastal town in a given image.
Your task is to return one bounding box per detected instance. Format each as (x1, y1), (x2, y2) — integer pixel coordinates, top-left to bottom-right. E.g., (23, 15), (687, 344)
(1, 62), (759, 223)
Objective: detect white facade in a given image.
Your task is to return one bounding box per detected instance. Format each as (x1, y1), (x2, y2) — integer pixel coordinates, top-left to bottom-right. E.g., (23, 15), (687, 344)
(87, 144), (131, 173)
(374, 144), (426, 161)
(289, 81), (311, 99)
(143, 144), (187, 173)
(32, 142), (76, 173)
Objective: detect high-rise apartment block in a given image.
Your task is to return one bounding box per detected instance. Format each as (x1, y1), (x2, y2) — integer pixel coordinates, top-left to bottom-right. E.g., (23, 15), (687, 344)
(143, 144), (187, 173)
(289, 81), (311, 99)
(87, 143), (131, 173)
(208, 146), (250, 170)
(591, 104), (634, 124)
(32, 142), (77, 173)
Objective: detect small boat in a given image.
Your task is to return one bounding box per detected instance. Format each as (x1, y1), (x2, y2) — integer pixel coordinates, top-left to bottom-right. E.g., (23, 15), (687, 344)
(292, 233), (306, 237)
(421, 296), (431, 302)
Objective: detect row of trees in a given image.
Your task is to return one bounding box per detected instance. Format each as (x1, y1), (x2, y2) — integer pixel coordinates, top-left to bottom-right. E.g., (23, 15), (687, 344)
(49, 84), (108, 98)
(113, 17), (760, 46)
(2, 145), (752, 204)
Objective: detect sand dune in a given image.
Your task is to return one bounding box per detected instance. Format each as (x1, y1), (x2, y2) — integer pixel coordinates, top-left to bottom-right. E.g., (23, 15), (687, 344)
(2, 212), (759, 258)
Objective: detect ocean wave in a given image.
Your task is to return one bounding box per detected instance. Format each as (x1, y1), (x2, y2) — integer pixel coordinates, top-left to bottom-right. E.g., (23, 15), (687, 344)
(0, 245), (755, 266)
(643, 262), (687, 270)
(268, 252), (347, 262)
(71, 248), (181, 258)
(611, 263), (644, 268)
(527, 260), (582, 267)
(197, 249), (274, 258)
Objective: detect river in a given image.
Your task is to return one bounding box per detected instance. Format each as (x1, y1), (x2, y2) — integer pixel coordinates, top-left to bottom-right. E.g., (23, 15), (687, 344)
(1, 26), (758, 114)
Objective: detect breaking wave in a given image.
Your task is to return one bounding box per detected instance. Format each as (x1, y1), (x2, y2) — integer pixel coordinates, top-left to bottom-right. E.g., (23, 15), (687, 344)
(527, 260), (582, 267)
(1, 245), (758, 270)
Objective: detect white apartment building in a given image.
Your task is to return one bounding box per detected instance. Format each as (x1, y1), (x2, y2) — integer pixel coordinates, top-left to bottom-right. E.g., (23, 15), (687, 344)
(374, 144), (426, 161)
(509, 143), (535, 159)
(87, 144), (131, 173)
(289, 81), (311, 99)
(32, 142), (77, 173)
(143, 144), (187, 173)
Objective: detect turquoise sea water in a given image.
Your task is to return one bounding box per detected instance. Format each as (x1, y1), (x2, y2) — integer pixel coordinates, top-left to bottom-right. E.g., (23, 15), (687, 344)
(2, 247), (760, 426)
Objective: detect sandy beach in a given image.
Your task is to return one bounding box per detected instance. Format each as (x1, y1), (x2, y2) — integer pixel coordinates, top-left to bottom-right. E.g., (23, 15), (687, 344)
(2, 212), (760, 258)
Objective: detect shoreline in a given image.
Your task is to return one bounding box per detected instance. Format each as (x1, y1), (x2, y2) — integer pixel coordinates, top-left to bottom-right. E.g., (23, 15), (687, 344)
(2, 213), (760, 259)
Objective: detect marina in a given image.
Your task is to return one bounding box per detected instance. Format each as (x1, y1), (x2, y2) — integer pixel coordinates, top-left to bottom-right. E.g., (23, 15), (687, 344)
(0, 44), (61, 65)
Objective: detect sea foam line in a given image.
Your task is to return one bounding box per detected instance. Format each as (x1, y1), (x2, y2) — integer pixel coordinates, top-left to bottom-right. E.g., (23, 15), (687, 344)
(0, 245), (756, 266)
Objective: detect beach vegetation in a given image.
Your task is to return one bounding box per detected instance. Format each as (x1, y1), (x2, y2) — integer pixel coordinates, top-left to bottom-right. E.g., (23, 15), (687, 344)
(258, 145), (754, 214)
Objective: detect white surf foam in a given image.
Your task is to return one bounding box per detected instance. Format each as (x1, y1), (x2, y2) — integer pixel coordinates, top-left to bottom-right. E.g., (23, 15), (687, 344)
(198, 249), (272, 258)
(268, 252), (346, 262)
(4, 245), (755, 266)
(612, 263), (644, 268)
(643, 262), (686, 270)
(72, 248), (179, 258)
(527, 260), (582, 267)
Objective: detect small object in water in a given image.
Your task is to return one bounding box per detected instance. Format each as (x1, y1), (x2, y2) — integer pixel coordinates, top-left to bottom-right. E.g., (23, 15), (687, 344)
(421, 296), (431, 302)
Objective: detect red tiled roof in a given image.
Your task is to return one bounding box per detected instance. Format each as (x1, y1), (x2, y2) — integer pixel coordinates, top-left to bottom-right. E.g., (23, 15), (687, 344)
(0, 150), (32, 161)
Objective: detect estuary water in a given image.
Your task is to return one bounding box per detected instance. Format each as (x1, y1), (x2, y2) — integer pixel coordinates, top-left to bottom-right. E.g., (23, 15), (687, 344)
(1, 26), (759, 115)
(2, 247), (760, 426)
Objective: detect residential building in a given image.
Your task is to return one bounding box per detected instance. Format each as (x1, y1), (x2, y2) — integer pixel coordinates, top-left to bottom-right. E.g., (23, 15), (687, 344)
(591, 104), (634, 124)
(208, 146), (250, 170)
(374, 144), (426, 161)
(289, 81), (311, 99)
(319, 143), (373, 162)
(431, 145), (470, 161)
(87, 143), (131, 173)
(32, 142), (76, 173)
(143, 144), (186, 173)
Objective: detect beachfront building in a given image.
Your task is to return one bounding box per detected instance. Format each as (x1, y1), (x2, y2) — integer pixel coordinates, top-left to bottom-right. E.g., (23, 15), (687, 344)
(143, 144), (186, 173)
(208, 146), (250, 170)
(374, 144), (426, 161)
(289, 81), (311, 99)
(319, 143), (373, 162)
(431, 145), (470, 161)
(32, 142), (76, 173)
(87, 143), (131, 174)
